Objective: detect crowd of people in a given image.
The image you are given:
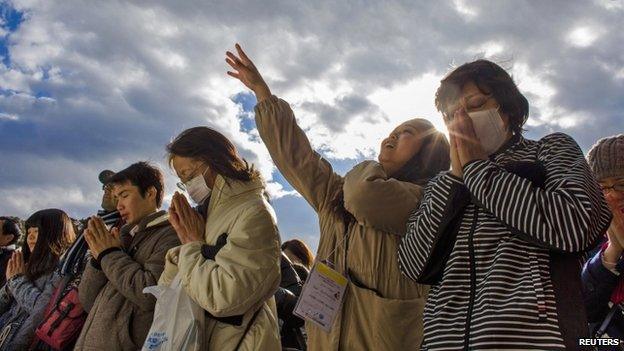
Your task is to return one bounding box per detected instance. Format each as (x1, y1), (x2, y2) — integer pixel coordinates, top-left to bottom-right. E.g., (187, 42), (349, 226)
(0, 43), (621, 350)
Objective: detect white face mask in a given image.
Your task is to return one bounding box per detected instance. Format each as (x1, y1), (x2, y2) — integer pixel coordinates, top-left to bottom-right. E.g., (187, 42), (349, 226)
(467, 107), (509, 155)
(184, 168), (211, 204)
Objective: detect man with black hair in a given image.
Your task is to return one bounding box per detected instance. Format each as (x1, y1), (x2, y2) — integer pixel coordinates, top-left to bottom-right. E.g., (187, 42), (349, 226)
(75, 162), (180, 351)
(0, 217), (21, 287)
(60, 170), (125, 278)
(96, 169), (124, 229)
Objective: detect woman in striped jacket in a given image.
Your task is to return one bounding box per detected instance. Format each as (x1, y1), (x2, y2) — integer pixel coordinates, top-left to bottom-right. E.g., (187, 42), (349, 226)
(395, 60), (612, 350)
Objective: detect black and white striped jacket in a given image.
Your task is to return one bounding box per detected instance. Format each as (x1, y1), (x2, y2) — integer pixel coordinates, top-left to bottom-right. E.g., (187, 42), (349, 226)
(398, 133), (611, 350)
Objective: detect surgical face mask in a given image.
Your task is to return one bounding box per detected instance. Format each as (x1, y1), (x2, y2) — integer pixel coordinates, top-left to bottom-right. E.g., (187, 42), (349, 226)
(467, 107), (508, 155)
(184, 168), (211, 204)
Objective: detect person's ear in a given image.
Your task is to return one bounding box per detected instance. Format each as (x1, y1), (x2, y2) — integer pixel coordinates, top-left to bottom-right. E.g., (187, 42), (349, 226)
(146, 186), (157, 203)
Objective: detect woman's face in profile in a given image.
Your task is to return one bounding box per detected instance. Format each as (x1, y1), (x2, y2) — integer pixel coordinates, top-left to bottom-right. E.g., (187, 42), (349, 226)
(27, 226), (38, 252)
(378, 122), (425, 176)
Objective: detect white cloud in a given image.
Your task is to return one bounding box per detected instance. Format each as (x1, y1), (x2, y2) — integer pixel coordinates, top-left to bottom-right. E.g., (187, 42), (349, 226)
(0, 0), (623, 241)
(0, 112), (18, 120)
(593, 0), (624, 11)
(467, 41), (505, 59)
(453, 0), (478, 18)
(0, 186), (98, 218)
(369, 73), (446, 135)
(265, 181), (299, 199)
(566, 26), (603, 47)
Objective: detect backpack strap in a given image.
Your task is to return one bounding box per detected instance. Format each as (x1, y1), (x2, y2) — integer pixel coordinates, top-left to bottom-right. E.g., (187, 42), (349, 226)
(233, 307), (262, 351)
(595, 303), (621, 338)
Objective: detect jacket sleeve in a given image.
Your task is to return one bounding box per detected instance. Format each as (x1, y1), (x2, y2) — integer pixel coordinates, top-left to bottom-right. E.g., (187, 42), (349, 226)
(0, 284), (12, 315)
(581, 246), (620, 323)
(343, 160), (423, 235)
(7, 272), (59, 315)
(158, 246), (182, 287)
(463, 133), (612, 252)
(398, 172), (471, 283)
(99, 229), (180, 310)
(177, 206), (281, 317)
(254, 96), (342, 214)
(78, 260), (108, 312)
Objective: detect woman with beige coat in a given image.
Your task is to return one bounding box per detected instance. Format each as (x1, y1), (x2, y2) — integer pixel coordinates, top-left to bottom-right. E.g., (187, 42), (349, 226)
(226, 44), (451, 350)
(158, 127), (282, 350)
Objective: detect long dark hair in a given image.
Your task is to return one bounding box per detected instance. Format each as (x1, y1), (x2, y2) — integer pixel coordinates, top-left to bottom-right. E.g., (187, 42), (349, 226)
(23, 209), (75, 281)
(167, 127), (259, 183)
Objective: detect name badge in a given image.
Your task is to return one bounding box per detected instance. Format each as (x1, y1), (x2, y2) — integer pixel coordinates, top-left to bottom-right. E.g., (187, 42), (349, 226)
(293, 261), (348, 332)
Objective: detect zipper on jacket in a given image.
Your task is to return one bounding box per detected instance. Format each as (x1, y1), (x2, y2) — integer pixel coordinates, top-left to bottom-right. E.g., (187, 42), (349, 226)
(463, 207), (479, 351)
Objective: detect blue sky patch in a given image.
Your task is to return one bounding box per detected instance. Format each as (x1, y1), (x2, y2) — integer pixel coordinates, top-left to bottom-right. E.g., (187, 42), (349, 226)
(0, 3), (25, 67)
(232, 91), (257, 133)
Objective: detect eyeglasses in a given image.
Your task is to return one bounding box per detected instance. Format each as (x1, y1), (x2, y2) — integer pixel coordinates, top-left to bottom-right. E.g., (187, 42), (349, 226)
(443, 93), (494, 122)
(601, 183), (624, 194)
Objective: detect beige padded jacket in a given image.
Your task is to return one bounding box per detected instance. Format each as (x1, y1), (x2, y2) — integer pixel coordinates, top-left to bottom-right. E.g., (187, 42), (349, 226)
(254, 96), (428, 350)
(159, 175), (281, 351)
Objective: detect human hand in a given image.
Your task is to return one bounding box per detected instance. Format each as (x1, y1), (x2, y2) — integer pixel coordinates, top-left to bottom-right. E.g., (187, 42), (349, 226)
(169, 192), (205, 245)
(452, 109), (487, 169)
(226, 43), (272, 103)
(448, 127), (463, 179)
(607, 201), (624, 249)
(84, 216), (121, 260)
(5, 250), (25, 281)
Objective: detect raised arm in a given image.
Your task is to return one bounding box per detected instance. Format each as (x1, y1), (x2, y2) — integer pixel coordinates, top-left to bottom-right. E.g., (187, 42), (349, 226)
(226, 44), (342, 213)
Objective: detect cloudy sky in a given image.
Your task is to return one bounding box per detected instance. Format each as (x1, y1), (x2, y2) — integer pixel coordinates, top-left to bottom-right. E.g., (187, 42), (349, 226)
(1, 0), (623, 252)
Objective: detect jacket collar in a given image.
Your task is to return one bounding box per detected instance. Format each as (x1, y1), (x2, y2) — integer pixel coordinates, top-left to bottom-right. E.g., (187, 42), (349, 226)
(207, 175), (265, 214)
(489, 133), (526, 161)
(120, 210), (168, 236)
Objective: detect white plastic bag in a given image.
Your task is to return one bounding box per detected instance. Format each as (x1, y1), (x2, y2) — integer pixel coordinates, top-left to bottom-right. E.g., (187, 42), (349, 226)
(142, 275), (205, 351)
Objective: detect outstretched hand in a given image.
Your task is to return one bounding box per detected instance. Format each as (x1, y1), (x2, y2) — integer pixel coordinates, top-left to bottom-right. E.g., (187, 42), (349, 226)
(226, 43), (272, 103)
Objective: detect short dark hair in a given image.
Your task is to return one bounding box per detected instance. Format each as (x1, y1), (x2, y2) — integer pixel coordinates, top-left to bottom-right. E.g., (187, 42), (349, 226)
(108, 162), (164, 207)
(435, 59), (529, 135)
(0, 216), (21, 245)
(167, 127), (259, 183)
